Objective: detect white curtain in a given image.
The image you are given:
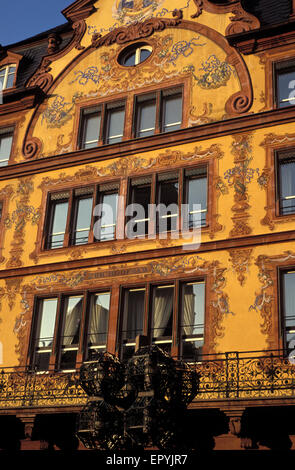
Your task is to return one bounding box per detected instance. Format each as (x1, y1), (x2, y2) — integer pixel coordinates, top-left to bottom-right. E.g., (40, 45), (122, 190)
(183, 286), (195, 336)
(89, 304), (109, 344)
(62, 299), (83, 346)
(125, 293), (144, 339)
(152, 288), (173, 338)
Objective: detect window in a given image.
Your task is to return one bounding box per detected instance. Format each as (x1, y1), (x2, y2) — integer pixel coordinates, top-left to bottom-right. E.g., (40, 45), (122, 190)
(80, 101), (126, 149)
(184, 167), (208, 228)
(0, 128), (13, 167)
(44, 183), (119, 249)
(77, 86), (183, 149)
(276, 152), (295, 216)
(126, 167), (208, 238)
(275, 61), (295, 108)
(118, 43), (152, 67)
(134, 87), (183, 138)
(281, 271), (295, 351)
(0, 65), (16, 91)
(127, 176), (152, 237)
(30, 291), (111, 371)
(156, 172), (179, 233)
(119, 280), (205, 361)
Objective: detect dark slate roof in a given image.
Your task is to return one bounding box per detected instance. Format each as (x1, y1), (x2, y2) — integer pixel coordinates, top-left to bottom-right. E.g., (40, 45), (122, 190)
(243, 0), (292, 26)
(6, 23), (73, 87)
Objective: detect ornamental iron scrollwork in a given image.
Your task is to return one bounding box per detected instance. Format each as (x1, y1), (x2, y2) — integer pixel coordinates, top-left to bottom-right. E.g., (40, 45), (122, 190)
(76, 347), (199, 451)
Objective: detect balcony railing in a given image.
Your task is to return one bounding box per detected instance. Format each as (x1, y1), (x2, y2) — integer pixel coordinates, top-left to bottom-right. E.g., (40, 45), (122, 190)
(1, 350), (295, 409)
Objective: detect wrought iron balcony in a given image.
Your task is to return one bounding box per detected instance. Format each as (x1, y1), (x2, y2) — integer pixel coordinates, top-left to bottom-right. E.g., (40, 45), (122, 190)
(0, 350), (295, 409)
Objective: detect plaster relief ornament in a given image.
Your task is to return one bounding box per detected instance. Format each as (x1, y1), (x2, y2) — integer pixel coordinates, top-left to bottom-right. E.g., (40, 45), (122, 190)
(113, 0), (165, 23)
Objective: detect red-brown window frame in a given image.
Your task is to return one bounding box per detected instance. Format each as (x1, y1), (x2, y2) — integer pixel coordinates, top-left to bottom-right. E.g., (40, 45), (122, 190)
(72, 78), (189, 151)
(116, 275), (208, 360)
(28, 287), (113, 371)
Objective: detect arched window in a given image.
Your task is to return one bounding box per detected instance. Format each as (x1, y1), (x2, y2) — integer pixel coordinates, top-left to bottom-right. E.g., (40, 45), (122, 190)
(119, 44), (152, 67)
(0, 64), (16, 90)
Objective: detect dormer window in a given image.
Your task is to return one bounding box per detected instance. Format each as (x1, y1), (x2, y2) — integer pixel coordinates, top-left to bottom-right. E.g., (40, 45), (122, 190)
(0, 65), (16, 91)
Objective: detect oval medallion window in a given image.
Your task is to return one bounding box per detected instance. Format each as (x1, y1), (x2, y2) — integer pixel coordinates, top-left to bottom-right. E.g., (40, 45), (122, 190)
(118, 43), (152, 67)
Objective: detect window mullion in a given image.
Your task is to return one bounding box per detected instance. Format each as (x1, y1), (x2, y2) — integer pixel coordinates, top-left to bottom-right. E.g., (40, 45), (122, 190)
(155, 90), (161, 134)
(99, 104), (106, 145)
(88, 185), (98, 244)
(148, 173), (156, 237)
(76, 292), (88, 367)
(63, 190), (74, 248)
(48, 294), (63, 371)
(171, 281), (179, 358)
(144, 284), (150, 342)
(178, 169), (183, 234)
(117, 178), (127, 240)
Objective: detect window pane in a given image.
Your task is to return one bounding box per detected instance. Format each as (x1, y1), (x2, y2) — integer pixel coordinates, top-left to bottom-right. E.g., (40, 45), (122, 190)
(140, 48), (152, 62)
(128, 183), (151, 236)
(0, 133), (13, 166)
(283, 272), (295, 350)
(106, 106), (125, 144)
(136, 99), (156, 138)
(73, 197), (93, 245)
(34, 298), (58, 371)
(280, 160), (295, 215)
(82, 112), (101, 149)
(162, 94), (182, 132)
(123, 289), (145, 340)
(49, 201), (69, 248)
(38, 299), (58, 348)
(6, 68), (15, 89)
(277, 70), (295, 108)
(152, 286), (174, 350)
(123, 51), (136, 66)
(157, 178), (179, 232)
(121, 288), (145, 361)
(99, 192), (118, 241)
(181, 282), (205, 361)
(60, 296), (83, 370)
(87, 293), (110, 351)
(187, 175), (207, 227)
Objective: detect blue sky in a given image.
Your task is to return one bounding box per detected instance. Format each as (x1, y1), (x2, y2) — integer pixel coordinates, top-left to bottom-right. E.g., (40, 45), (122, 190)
(0, 1), (73, 46)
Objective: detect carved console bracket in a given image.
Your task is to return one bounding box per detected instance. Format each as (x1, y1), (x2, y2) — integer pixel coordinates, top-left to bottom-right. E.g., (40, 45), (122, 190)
(191, 0), (260, 35)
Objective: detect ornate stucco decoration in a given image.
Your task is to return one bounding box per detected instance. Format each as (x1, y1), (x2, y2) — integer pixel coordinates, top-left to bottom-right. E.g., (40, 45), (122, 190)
(191, 0), (260, 35)
(22, 7), (253, 160)
(249, 251), (295, 349)
(16, 254), (232, 364)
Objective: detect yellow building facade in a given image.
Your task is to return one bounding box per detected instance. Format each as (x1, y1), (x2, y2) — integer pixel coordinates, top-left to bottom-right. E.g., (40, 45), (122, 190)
(1, 0), (295, 451)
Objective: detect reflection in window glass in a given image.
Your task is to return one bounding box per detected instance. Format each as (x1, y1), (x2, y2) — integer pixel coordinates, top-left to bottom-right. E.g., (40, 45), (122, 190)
(152, 285), (174, 354)
(105, 105), (125, 144)
(97, 192), (118, 241)
(60, 296), (83, 370)
(87, 293), (110, 359)
(136, 96), (156, 138)
(181, 282), (205, 360)
(49, 200), (69, 249)
(282, 272), (295, 351)
(185, 168), (207, 228)
(277, 69), (295, 108)
(81, 110), (101, 149)
(279, 159), (295, 215)
(0, 130), (13, 167)
(34, 298), (58, 371)
(162, 92), (182, 133)
(0, 65), (16, 91)
(73, 196), (93, 245)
